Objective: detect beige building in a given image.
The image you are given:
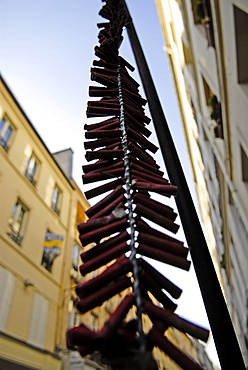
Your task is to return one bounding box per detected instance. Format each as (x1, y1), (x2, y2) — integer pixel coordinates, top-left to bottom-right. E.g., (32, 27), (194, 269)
(155, 0), (248, 365)
(0, 74), (92, 369)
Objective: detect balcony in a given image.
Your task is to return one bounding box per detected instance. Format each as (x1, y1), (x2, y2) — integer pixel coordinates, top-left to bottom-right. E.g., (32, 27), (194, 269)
(0, 136), (10, 152)
(7, 226), (23, 246)
(51, 204), (60, 216)
(24, 170), (37, 186)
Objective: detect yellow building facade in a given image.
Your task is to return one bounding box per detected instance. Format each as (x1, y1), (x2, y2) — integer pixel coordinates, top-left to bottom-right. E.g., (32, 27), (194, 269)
(0, 75), (90, 369)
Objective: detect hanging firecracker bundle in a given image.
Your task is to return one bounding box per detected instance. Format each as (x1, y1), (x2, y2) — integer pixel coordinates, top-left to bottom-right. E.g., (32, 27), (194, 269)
(67, 1), (209, 369)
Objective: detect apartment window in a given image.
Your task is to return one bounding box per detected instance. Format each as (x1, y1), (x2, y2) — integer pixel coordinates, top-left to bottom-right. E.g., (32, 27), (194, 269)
(202, 77), (223, 137)
(241, 145), (248, 182)
(0, 267), (16, 330)
(191, 0), (215, 47)
(24, 152), (39, 185)
(234, 6), (248, 84)
(68, 298), (80, 329)
(51, 184), (62, 215)
(71, 243), (82, 281)
(191, 0), (205, 24)
(41, 231), (63, 272)
(7, 198), (29, 246)
(28, 293), (48, 348)
(0, 115), (15, 151)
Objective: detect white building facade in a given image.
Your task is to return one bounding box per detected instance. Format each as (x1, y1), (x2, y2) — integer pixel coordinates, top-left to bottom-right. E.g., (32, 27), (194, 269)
(155, 0), (248, 365)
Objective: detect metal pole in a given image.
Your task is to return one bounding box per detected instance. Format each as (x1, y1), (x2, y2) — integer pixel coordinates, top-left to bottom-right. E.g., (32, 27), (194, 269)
(123, 2), (246, 368)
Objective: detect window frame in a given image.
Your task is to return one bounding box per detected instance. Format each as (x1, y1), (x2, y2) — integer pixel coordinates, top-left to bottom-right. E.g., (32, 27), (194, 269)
(24, 151), (40, 186)
(68, 297), (80, 329)
(51, 184), (62, 215)
(190, 0), (215, 47)
(7, 198), (29, 246)
(0, 267), (16, 330)
(234, 6), (248, 85)
(0, 114), (15, 152)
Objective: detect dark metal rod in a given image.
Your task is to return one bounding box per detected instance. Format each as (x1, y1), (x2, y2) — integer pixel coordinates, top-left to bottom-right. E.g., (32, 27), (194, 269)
(123, 2), (245, 368)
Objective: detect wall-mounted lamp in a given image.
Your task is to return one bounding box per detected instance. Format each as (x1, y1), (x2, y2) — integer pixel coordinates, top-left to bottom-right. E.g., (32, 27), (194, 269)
(24, 279), (34, 288)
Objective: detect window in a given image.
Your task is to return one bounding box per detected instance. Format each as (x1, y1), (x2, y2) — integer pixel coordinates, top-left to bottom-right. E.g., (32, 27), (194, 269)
(202, 76), (214, 106)
(191, 0), (215, 47)
(51, 184), (62, 215)
(202, 77), (223, 137)
(71, 243), (82, 281)
(0, 115), (15, 151)
(28, 293), (48, 348)
(7, 198), (29, 245)
(24, 152), (39, 185)
(0, 267), (16, 330)
(191, 0), (205, 24)
(68, 297), (80, 329)
(41, 231), (63, 272)
(234, 6), (248, 84)
(241, 145), (248, 182)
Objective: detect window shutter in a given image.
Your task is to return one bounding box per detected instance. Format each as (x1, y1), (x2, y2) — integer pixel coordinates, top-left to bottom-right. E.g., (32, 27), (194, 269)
(0, 267), (15, 330)
(28, 293), (49, 348)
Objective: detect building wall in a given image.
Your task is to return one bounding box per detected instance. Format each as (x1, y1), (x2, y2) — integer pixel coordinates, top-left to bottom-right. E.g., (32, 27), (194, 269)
(0, 76), (90, 369)
(155, 0), (248, 365)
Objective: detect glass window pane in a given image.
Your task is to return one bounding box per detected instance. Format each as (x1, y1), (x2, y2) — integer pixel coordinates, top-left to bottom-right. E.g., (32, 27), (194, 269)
(4, 126), (12, 142)
(0, 116), (14, 151)
(51, 185), (61, 215)
(25, 154), (38, 183)
(8, 198), (28, 245)
(0, 118), (5, 132)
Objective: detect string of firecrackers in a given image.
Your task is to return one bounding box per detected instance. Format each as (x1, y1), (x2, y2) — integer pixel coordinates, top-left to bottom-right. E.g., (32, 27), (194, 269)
(66, 1), (209, 369)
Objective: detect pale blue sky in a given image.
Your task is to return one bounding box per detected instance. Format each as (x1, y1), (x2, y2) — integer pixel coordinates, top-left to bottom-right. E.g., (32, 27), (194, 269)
(1, 0), (189, 184)
(0, 0), (219, 365)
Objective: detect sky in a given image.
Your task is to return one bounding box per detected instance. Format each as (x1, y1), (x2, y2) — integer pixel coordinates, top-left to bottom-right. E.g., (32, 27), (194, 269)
(0, 0), (219, 366)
